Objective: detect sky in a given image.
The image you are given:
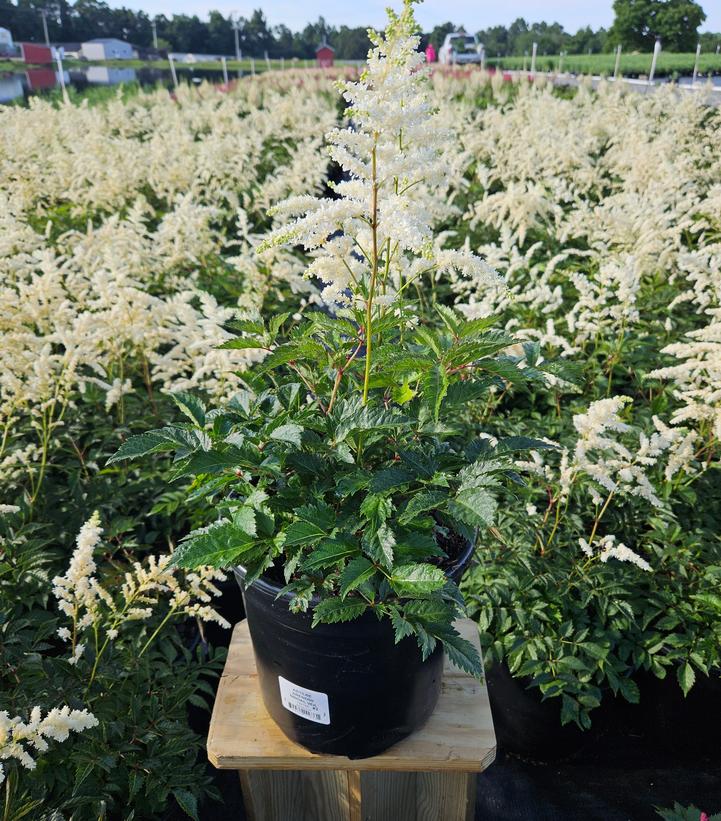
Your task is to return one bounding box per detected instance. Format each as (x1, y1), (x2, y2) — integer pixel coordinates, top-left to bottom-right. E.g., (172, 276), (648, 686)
(117, 0), (721, 32)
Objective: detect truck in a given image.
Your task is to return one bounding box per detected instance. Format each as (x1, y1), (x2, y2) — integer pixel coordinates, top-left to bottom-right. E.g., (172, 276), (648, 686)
(438, 32), (484, 66)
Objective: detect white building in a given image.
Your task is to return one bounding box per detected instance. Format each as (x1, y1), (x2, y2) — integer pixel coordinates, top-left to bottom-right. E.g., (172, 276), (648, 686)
(0, 26), (14, 55)
(85, 66), (137, 85)
(81, 38), (134, 61)
(0, 75), (23, 104)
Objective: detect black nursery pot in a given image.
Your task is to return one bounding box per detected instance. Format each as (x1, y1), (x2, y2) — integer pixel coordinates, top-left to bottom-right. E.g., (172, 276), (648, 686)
(233, 537), (474, 759)
(485, 660), (592, 760)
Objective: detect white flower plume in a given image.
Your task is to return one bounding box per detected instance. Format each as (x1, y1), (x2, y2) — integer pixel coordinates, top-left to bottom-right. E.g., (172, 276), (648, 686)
(259, 0), (501, 306)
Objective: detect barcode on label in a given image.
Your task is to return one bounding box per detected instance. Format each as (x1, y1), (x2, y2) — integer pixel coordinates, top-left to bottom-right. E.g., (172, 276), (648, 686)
(278, 676), (330, 725)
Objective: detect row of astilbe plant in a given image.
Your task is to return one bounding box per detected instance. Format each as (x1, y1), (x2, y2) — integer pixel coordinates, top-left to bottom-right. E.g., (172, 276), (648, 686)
(0, 72), (341, 509)
(434, 75), (721, 726)
(0, 73), (345, 820)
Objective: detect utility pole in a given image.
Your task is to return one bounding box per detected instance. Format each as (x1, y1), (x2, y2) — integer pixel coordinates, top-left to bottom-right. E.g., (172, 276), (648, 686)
(40, 8), (50, 46)
(613, 44), (622, 79)
(530, 41), (537, 74)
(230, 14), (241, 62)
(168, 53), (178, 88)
(151, 20), (158, 50)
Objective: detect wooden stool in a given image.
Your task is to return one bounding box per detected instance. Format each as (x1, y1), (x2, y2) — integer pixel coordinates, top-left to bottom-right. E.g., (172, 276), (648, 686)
(207, 619), (496, 821)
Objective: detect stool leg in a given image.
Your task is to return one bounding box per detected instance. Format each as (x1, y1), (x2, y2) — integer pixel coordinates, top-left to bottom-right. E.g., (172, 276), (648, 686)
(239, 771), (258, 820)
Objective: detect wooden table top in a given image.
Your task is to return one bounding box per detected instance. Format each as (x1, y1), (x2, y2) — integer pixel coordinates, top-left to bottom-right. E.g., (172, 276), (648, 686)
(207, 618), (496, 773)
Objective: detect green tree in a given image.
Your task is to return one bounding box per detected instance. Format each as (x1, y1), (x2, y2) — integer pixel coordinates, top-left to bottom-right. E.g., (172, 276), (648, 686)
(475, 25), (510, 57)
(334, 26), (371, 60)
(206, 10), (232, 55)
(610, 0), (706, 51)
(427, 21), (461, 50)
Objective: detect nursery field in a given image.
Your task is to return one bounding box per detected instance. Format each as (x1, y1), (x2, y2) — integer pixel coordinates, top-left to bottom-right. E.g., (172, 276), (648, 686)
(489, 50), (721, 77)
(1, 64), (720, 819)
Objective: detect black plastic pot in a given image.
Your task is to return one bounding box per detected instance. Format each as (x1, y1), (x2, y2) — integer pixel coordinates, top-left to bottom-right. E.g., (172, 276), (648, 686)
(234, 537), (474, 759)
(637, 669), (721, 757)
(485, 660), (594, 761)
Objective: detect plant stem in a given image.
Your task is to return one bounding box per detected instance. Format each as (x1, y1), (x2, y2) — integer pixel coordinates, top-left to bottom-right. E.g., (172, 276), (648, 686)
(362, 140), (379, 406)
(138, 607), (178, 658)
(586, 489), (615, 550)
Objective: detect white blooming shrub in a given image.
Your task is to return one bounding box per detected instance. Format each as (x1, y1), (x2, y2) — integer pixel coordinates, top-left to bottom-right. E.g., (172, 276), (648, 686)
(449, 78), (721, 727)
(0, 75), (339, 506)
(1, 509), (229, 817)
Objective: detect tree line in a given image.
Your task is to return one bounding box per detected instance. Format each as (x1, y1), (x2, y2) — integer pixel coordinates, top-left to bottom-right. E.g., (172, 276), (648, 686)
(1, 0), (718, 58)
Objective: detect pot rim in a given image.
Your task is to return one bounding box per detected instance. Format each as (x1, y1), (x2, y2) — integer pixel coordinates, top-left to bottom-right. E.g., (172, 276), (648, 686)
(233, 529), (476, 605)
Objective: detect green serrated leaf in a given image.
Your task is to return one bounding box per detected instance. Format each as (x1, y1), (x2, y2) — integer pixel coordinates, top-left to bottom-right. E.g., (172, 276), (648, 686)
(311, 598), (368, 626)
(284, 520), (329, 548)
(399, 490), (447, 524)
(171, 520), (255, 569)
(441, 631), (482, 677)
(388, 606), (415, 643)
(422, 364), (449, 423)
(284, 503), (335, 547)
(107, 426), (211, 465)
(233, 506), (257, 537)
(448, 487), (497, 528)
(169, 391), (206, 427)
(217, 336), (269, 350)
(390, 563), (447, 596)
(677, 661), (696, 696)
(269, 423), (303, 447)
(268, 311), (291, 337)
(370, 466), (416, 493)
(339, 557), (376, 598)
(173, 789), (199, 821)
(304, 538), (359, 570)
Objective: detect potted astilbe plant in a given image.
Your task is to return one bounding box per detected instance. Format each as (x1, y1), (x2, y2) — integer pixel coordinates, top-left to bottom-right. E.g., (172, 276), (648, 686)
(110, 0), (549, 758)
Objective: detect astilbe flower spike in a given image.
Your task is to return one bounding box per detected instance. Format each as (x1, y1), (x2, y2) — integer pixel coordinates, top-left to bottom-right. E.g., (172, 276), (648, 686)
(0, 706), (98, 785)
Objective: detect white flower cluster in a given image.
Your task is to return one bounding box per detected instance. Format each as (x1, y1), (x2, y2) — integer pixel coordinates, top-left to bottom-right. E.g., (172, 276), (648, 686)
(578, 534), (652, 572)
(0, 706), (98, 784)
(259, 0), (501, 307)
(52, 513), (230, 665)
(648, 308), (721, 440)
(566, 397), (694, 506)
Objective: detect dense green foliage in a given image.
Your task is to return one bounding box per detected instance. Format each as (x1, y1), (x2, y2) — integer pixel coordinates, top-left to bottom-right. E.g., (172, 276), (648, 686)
(110, 307), (564, 677)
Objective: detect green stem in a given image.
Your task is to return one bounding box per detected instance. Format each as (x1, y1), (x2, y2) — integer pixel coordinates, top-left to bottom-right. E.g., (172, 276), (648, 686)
(138, 607), (178, 658)
(586, 489), (615, 551)
(362, 140), (380, 406)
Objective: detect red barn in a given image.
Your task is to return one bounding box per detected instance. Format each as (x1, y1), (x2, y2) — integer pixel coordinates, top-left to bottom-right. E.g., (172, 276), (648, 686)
(20, 42), (53, 64)
(25, 68), (57, 90)
(316, 41), (334, 68)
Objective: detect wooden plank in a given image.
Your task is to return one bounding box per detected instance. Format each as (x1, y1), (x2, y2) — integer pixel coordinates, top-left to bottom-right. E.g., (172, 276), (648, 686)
(360, 772), (417, 821)
(207, 619), (496, 773)
(239, 770), (349, 821)
(358, 772), (476, 821)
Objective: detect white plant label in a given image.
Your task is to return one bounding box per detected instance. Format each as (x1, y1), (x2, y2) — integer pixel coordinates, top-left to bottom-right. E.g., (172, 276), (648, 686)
(278, 676), (330, 725)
